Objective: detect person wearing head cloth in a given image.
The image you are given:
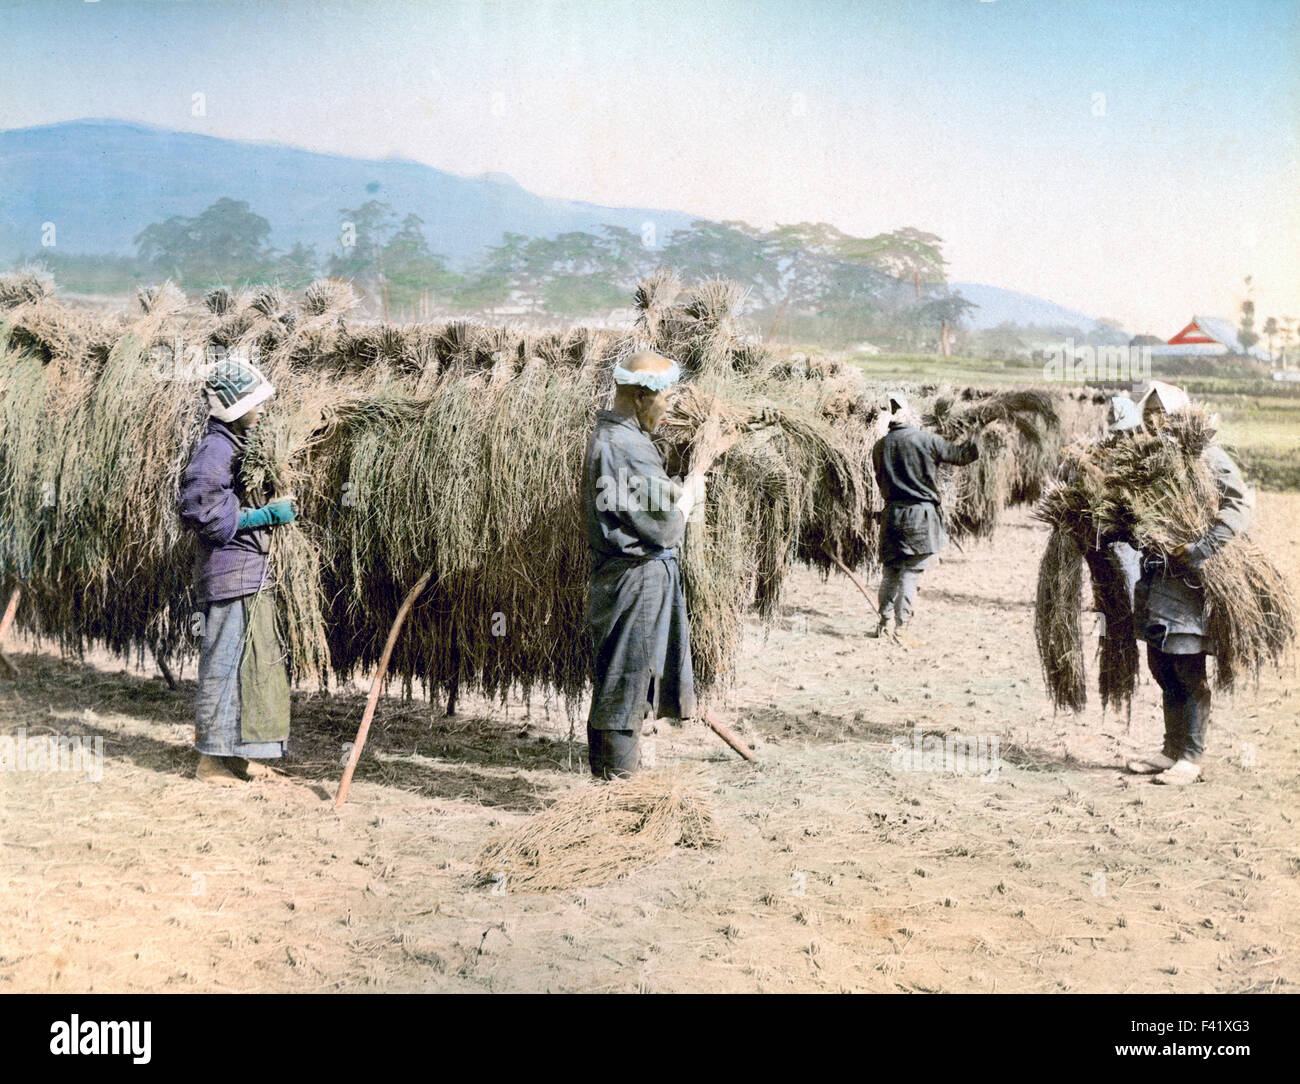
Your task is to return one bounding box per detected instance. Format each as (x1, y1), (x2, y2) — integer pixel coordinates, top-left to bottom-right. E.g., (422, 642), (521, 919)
(1127, 380), (1252, 785)
(1096, 395), (1144, 603)
(178, 359), (298, 785)
(581, 352), (701, 779)
(867, 391), (980, 646)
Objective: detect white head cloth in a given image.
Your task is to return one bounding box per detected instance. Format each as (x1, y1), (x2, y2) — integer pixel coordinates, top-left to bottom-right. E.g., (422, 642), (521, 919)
(1140, 380), (1191, 415)
(613, 361), (681, 392)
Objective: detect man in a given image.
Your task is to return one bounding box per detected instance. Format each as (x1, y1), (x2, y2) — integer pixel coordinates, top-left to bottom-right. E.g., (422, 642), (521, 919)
(179, 360), (297, 786)
(582, 352), (702, 779)
(1096, 395), (1142, 606)
(868, 391), (979, 646)
(1127, 381), (1251, 785)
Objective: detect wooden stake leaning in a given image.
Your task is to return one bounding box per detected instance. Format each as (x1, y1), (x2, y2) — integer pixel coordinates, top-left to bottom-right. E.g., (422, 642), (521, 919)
(701, 708), (757, 763)
(0, 587), (21, 678)
(334, 570), (432, 809)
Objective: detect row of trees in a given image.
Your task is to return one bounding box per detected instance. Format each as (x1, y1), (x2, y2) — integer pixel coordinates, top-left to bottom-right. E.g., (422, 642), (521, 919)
(119, 197), (982, 348)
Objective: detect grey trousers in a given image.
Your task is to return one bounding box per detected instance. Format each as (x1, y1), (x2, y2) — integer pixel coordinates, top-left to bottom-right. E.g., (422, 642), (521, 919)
(878, 554), (932, 625)
(587, 726), (639, 780)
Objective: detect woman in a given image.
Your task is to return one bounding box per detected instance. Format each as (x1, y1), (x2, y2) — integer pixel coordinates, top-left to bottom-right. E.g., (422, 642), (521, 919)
(1127, 382), (1250, 785)
(178, 360), (297, 785)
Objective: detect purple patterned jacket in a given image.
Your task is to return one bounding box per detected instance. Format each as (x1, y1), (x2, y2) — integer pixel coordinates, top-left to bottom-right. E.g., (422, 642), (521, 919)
(177, 419), (272, 603)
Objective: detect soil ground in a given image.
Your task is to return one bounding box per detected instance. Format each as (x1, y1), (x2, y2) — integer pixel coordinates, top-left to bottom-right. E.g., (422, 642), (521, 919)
(2, 496), (1296, 993)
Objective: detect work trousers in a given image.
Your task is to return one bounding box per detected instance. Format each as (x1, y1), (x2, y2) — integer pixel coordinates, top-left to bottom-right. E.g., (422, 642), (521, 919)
(1146, 645), (1210, 764)
(587, 726), (639, 780)
(878, 553), (933, 626)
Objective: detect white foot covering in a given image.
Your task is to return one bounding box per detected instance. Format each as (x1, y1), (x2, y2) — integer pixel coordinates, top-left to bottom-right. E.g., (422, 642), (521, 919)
(1154, 758), (1202, 786)
(1125, 752), (1176, 774)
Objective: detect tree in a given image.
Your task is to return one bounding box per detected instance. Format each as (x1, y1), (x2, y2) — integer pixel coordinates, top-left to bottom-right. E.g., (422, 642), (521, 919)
(381, 213), (460, 310)
(836, 227), (947, 298)
(1239, 298), (1259, 353)
(1262, 316), (1278, 359)
(134, 197), (273, 286)
(272, 242), (319, 289)
(329, 200), (397, 282)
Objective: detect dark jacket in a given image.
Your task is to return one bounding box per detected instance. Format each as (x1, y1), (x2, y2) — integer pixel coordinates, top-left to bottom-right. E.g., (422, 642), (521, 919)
(178, 419), (272, 603)
(872, 420), (979, 560)
(581, 410), (695, 728)
(583, 410), (686, 564)
(1134, 443), (1251, 652)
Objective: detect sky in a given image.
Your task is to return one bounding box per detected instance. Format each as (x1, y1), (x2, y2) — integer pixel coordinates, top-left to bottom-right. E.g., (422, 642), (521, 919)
(1, 0), (1296, 333)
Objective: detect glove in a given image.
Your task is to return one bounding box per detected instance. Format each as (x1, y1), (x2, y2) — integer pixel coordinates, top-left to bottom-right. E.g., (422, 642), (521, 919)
(237, 497), (296, 531)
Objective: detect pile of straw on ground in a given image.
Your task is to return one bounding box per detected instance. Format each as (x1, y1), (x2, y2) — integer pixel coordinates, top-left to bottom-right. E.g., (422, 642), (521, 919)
(1, 271), (1094, 710)
(1034, 408), (1294, 709)
(474, 770), (722, 892)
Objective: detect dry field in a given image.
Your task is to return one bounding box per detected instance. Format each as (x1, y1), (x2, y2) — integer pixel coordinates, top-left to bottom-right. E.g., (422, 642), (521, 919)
(1, 495), (1296, 993)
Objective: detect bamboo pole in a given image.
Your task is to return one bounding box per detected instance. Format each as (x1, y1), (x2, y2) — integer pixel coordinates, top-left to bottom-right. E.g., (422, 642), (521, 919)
(701, 708), (757, 763)
(825, 550), (876, 608)
(335, 570), (432, 809)
(0, 587), (21, 677)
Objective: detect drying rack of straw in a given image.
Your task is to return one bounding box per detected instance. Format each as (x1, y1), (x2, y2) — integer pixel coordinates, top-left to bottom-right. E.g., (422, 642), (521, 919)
(1, 267), (1088, 784)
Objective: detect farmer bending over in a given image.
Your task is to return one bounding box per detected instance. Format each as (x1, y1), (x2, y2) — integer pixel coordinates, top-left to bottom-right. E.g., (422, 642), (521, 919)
(868, 391), (979, 646)
(1127, 381), (1250, 786)
(179, 360), (297, 786)
(582, 352), (702, 779)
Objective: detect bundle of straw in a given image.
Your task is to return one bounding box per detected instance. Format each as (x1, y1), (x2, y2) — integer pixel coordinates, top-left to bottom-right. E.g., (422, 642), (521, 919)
(1034, 407), (1295, 703)
(474, 770), (722, 893)
(928, 389), (1060, 542)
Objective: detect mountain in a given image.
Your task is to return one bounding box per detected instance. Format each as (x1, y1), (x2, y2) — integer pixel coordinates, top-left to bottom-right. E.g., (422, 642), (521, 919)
(949, 282), (1116, 333)
(0, 119), (698, 268)
(1, 120), (1120, 331)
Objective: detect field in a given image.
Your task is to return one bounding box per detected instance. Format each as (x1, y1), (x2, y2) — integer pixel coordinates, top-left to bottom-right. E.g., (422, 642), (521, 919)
(2, 493), (1295, 994)
(843, 351), (1300, 491)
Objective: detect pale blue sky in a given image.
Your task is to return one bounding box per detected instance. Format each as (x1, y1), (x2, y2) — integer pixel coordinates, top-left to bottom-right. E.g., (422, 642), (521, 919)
(1, 0), (1296, 330)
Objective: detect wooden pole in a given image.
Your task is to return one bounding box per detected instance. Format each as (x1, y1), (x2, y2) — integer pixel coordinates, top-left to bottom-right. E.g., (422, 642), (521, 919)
(335, 570), (432, 810)
(156, 654), (178, 690)
(825, 551), (876, 608)
(0, 587), (20, 639)
(701, 708), (757, 763)
(0, 587), (21, 678)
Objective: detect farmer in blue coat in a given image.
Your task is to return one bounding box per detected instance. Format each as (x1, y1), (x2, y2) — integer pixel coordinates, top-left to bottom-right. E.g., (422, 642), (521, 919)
(178, 360), (297, 785)
(868, 391), (979, 646)
(1126, 381), (1251, 786)
(581, 352), (702, 779)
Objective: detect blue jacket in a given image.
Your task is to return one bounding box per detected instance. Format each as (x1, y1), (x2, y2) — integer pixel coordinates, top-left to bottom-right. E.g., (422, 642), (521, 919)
(178, 419), (272, 603)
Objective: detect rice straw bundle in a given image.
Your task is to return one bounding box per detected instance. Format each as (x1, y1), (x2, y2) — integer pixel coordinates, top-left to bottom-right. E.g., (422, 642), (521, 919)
(475, 770), (722, 893)
(929, 389), (1060, 543)
(1034, 526), (1087, 713)
(1035, 407), (1295, 703)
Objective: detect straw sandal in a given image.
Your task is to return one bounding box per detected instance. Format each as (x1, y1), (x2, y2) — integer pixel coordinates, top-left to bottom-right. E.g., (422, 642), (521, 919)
(1126, 753), (1176, 774)
(231, 757), (282, 781)
(195, 755), (243, 786)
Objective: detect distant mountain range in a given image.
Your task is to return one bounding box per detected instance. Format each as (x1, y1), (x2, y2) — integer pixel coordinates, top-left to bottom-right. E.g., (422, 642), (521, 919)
(947, 282), (1113, 334)
(1, 119), (1119, 331)
(0, 119), (697, 270)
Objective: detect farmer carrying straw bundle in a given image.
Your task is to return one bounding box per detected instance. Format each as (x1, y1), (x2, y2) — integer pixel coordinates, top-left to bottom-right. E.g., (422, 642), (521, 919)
(868, 391), (980, 646)
(179, 360), (297, 786)
(582, 352), (703, 780)
(1126, 381), (1250, 785)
